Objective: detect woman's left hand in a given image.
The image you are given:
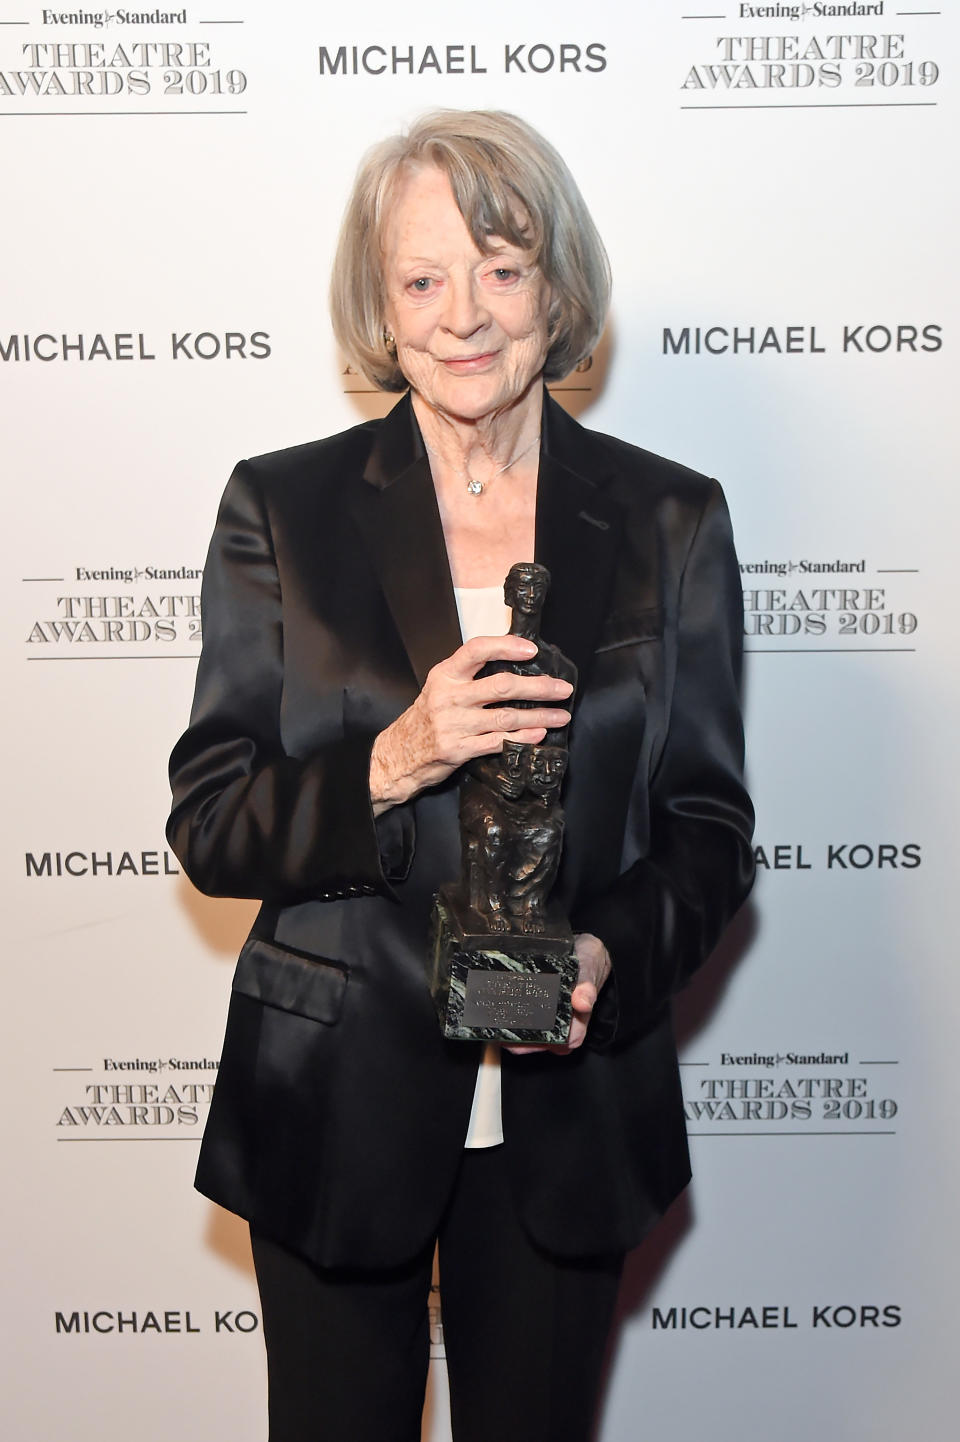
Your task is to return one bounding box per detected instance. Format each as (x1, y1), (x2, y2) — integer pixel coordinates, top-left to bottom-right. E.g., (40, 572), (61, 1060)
(504, 932), (611, 1057)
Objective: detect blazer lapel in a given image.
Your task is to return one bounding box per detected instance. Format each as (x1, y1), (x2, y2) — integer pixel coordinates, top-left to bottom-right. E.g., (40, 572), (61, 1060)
(535, 395), (622, 691)
(348, 395), (462, 688)
(348, 391), (623, 694)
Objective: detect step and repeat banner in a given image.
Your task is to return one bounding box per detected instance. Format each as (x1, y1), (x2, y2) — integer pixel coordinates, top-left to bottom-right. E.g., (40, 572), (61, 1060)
(3, 2), (957, 1438)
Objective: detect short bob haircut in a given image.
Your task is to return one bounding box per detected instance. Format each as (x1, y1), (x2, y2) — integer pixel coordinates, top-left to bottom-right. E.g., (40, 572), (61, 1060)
(330, 109), (611, 392)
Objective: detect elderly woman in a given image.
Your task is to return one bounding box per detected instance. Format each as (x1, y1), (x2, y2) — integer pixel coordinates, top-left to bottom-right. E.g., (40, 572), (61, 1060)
(167, 110), (754, 1442)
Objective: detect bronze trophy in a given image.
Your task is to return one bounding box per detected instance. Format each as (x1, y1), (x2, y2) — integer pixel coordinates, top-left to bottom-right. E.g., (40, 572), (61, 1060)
(430, 563), (580, 1044)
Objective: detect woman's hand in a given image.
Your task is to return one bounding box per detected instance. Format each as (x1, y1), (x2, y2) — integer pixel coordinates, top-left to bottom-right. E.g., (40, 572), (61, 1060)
(505, 932), (612, 1057)
(369, 635), (573, 814)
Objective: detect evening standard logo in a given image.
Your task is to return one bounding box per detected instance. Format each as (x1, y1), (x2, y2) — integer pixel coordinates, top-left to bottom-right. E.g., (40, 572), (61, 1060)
(70, 564), (203, 582)
(679, 25), (942, 103)
(57, 1057), (216, 1134)
(23, 566), (202, 653)
(1, 26), (248, 103)
(40, 9), (190, 25)
(742, 559), (865, 577)
(735, 4), (887, 17)
(718, 1050), (850, 1066)
(681, 1051), (899, 1130)
(100, 1055), (218, 1073)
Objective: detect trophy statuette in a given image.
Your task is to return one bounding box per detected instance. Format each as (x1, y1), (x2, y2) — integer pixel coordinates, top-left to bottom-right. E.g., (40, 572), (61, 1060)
(430, 563), (580, 1044)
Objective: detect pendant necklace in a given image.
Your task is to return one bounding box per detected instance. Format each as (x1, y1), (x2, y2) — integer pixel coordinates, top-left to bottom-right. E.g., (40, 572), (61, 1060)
(427, 433), (541, 497)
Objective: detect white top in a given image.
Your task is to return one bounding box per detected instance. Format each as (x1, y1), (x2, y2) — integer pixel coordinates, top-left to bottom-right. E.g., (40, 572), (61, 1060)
(454, 585), (511, 1149)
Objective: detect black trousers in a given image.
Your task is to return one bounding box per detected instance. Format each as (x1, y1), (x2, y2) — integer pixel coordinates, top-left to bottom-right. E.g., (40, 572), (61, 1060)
(250, 1145), (624, 1442)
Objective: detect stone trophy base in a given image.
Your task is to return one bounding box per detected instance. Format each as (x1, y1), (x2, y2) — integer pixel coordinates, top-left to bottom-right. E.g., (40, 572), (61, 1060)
(430, 889), (579, 1045)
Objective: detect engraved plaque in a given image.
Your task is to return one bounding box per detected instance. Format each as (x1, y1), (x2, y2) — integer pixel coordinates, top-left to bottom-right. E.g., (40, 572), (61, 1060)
(462, 969), (563, 1031)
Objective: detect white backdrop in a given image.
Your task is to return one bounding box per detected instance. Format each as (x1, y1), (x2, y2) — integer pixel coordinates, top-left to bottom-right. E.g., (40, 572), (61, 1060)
(3, 2), (957, 1438)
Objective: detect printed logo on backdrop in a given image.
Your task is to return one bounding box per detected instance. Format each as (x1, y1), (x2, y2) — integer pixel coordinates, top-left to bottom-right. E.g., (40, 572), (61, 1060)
(661, 322), (942, 357)
(54, 1306), (260, 1335)
(677, 7), (944, 109)
(732, 558), (919, 652)
(23, 565), (202, 658)
(752, 840), (920, 872)
(55, 1053), (216, 1137)
(680, 1049), (900, 1134)
(317, 39), (607, 79)
(1, 331), (270, 363)
(0, 10), (249, 111)
(25, 845), (181, 876)
(647, 1301), (902, 1332)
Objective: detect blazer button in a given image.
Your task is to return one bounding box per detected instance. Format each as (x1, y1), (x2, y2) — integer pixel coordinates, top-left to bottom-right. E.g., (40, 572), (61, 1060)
(362, 884), (376, 895)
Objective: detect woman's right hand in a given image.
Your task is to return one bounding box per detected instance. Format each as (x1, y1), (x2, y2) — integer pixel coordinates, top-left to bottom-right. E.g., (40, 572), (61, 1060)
(369, 635), (573, 815)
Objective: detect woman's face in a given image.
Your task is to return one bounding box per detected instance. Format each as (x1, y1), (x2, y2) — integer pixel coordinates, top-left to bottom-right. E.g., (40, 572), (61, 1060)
(381, 164), (551, 424)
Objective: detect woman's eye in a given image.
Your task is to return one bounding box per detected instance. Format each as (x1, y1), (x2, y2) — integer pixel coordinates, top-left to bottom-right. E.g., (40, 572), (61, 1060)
(410, 277), (432, 292)
(491, 267), (515, 282)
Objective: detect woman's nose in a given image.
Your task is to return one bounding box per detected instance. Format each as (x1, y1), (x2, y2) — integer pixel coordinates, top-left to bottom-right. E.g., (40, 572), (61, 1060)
(442, 273), (489, 337)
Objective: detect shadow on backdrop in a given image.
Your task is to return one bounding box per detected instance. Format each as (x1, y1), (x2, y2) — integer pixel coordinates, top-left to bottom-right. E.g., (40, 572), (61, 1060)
(592, 897), (759, 1440)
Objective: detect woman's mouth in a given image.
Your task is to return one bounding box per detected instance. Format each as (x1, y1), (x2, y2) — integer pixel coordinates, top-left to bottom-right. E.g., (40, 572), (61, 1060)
(440, 352), (499, 373)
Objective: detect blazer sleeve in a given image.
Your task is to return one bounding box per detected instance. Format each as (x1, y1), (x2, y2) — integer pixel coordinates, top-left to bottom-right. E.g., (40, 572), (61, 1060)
(166, 461), (412, 902)
(573, 479), (755, 1046)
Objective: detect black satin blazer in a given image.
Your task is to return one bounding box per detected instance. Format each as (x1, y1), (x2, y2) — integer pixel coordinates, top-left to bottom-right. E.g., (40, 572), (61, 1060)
(167, 392), (755, 1269)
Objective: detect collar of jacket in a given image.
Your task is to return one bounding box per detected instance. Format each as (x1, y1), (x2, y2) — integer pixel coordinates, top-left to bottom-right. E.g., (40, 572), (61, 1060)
(360, 387), (617, 495)
(350, 389), (623, 691)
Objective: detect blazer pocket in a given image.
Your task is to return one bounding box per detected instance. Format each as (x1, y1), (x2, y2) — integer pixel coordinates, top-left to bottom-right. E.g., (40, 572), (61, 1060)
(596, 606), (663, 653)
(232, 936), (348, 1026)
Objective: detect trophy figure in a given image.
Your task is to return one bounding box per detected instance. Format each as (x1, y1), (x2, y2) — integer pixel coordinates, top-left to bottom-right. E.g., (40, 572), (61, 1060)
(430, 563), (580, 1044)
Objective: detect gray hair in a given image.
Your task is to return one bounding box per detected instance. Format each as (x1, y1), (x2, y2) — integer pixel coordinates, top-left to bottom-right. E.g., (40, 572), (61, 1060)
(330, 109), (611, 392)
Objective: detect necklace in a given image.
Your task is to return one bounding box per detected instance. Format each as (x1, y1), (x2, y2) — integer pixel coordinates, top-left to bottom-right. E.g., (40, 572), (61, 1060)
(427, 433), (541, 497)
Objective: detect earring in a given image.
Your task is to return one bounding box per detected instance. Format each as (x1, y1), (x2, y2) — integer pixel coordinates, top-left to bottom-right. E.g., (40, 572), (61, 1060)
(383, 329), (397, 357)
